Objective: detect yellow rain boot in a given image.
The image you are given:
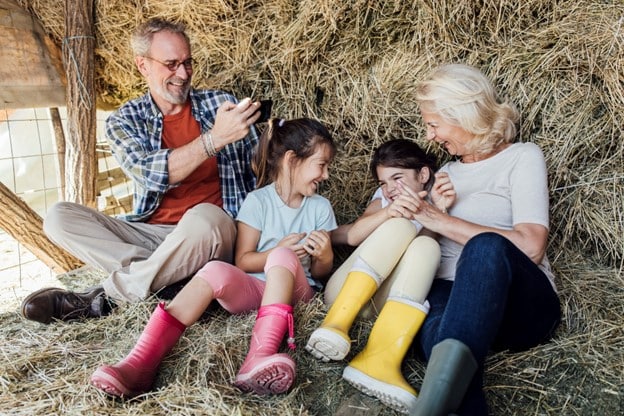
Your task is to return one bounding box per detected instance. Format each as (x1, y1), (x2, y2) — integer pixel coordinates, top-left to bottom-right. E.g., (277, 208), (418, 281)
(306, 271), (378, 361)
(342, 298), (429, 414)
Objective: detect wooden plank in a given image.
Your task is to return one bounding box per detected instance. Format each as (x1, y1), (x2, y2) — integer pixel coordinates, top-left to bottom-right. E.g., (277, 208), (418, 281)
(0, 181), (84, 273)
(49, 107), (66, 197)
(0, 0), (65, 109)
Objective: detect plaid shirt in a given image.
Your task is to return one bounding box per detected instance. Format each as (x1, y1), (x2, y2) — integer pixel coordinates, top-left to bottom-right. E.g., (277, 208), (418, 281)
(105, 89), (258, 221)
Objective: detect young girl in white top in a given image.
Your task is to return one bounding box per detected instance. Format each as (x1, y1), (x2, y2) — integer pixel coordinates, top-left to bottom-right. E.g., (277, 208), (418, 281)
(307, 139), (455, 414)
(90, 118), (337, 397)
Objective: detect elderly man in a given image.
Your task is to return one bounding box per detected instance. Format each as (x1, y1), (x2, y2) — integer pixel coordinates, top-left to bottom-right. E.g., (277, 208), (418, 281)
(22, 17), (262, 323)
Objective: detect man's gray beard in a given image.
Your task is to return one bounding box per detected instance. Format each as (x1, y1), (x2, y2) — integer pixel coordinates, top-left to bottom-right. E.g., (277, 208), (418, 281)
(155, 82), (191, 105)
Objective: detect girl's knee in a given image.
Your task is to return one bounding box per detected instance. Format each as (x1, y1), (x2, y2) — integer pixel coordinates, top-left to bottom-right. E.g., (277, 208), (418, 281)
(406, 235), (440, 259)
(265, 247), (299, 276)
(196, 260), (231, 287)
(376, 217), (417, 239)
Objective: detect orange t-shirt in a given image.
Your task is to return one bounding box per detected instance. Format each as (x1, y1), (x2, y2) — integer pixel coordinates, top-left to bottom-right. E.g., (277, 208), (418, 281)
(148, 102), (222, 224)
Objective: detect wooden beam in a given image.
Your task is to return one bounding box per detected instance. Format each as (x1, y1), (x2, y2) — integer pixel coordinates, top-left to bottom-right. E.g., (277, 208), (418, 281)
(49, 107), (66, 198)
(0, 181), (84, 273)
(63, 0), (96, 207)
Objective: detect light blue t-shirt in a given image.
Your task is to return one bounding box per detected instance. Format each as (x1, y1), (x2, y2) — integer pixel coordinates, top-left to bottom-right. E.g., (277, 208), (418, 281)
(236, 183), (338, 286)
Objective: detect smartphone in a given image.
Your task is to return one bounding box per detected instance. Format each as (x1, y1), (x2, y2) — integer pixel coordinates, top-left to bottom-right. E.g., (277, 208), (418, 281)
(256, 99), (273, 123)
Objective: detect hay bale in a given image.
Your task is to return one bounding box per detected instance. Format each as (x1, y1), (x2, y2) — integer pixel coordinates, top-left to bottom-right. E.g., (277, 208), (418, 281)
(4, 1), (623, 414)
(17, 0), (622, 266)
(0, 255), (622, 415)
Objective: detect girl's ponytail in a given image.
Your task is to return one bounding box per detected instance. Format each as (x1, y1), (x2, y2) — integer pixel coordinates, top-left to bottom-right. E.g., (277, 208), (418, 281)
(253, 118), (277, 188)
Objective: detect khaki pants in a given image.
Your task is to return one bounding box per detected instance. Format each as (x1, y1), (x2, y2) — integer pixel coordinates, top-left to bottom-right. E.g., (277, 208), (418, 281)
(43, 202), (236, 303)
(324, 218), (441, 319)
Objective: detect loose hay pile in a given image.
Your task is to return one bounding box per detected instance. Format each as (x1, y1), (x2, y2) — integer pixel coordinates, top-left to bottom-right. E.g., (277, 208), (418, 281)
(3, 1), (623, 415)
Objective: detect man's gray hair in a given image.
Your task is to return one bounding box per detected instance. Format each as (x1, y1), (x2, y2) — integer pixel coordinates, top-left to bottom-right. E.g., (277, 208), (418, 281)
(131, 17), (189, 56)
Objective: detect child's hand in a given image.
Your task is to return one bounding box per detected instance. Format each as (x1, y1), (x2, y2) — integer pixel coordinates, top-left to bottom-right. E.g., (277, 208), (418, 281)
(384, 180), (421, 220)
(278, 232), (308, 260)
(303, 230), (332, 261)
(430, 172), (456, 213)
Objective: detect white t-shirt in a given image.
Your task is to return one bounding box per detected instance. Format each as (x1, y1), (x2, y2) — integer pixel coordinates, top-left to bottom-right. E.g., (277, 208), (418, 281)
(236, 183), (338, 286)
(436, 142), (555, 287)
(370, 187), (424, 233)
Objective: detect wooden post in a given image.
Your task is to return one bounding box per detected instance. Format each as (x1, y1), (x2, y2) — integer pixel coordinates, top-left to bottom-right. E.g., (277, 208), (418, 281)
(49, 107), (66, 198)
(63, 0), (96, 207)
(0, 181), (84, 273)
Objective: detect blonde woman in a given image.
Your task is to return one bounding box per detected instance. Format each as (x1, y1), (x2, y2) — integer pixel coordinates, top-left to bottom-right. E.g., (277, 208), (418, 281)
(409, 63), (561, 416)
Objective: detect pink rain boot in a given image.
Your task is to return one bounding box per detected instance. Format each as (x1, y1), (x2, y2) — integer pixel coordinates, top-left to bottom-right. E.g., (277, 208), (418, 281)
(234, 303), (296, 395)
(90, 302), (186, 398)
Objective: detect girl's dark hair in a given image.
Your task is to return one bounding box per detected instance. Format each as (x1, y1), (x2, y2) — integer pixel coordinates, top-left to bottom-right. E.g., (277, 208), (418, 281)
(253, 118), (336, 188)
(370, 139), (438, 190)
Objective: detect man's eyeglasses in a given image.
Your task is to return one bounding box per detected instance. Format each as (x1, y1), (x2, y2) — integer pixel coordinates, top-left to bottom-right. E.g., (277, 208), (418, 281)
(143, 56), (195, 72)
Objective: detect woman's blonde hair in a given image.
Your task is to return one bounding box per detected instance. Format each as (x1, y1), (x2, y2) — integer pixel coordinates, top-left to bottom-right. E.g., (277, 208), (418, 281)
(416, 64), (520, 156)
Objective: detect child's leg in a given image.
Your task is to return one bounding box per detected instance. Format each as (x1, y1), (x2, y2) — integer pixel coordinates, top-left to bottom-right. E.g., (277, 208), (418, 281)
(90, 261), (254, 398)
(235, 247), (310, 395)
(199, 262), (265, 313)
(308, 218), (418, 361)
(342, 236), (440, 414)
(262, 246), (315, 306)
(322, 243), (363, 305)
(90, 301), (186, 398)
(370, 234), (440, 311)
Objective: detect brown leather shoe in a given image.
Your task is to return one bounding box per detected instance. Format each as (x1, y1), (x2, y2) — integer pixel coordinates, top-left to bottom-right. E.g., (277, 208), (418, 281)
(21, 286), (115, 324)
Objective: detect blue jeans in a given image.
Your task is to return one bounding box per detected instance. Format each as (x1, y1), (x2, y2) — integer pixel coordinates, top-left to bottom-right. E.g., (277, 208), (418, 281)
(415, 232), (561, 415)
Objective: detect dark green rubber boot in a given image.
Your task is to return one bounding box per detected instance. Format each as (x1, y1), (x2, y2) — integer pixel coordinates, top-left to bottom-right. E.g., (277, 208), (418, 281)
(412, 338), (478, 416)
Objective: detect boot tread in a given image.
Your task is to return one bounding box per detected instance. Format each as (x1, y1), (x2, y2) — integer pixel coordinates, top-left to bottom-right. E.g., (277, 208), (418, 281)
(305, 327), (351, 362)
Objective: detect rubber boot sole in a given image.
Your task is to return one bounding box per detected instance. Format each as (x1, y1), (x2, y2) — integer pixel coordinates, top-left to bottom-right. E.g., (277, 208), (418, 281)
(234, 354), (295, 395)
(90, 365), (145, 398)
(305, 327), (351, 362)
(343, 365), (417, 414)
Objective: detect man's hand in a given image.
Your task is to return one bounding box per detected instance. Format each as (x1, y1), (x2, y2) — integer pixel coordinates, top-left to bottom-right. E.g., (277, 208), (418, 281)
(210, 98), (262, 148)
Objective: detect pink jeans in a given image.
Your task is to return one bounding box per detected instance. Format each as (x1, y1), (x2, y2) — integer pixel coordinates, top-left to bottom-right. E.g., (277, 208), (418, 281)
(195, 247), (315, 314)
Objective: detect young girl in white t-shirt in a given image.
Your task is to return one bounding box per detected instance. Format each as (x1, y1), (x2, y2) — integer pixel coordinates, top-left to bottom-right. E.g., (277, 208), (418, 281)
(306, 139), (455, 414)
(90, 118), (337, 397)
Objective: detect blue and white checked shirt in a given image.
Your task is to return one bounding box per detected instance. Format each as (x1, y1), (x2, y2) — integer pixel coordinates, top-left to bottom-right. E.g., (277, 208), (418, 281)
(105, 89), (259, 221)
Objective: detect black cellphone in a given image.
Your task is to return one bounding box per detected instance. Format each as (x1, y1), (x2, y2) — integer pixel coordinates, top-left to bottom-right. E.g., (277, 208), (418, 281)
(256, 99), (273, 123)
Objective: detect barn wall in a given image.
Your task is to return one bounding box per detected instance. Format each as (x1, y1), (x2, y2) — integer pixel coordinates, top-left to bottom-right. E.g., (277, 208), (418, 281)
(0, 0), (65, 109)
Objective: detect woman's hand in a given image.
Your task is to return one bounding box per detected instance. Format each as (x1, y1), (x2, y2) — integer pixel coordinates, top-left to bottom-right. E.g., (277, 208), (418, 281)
(407, 185), (548, 264)
(430, 172), (456, 213)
